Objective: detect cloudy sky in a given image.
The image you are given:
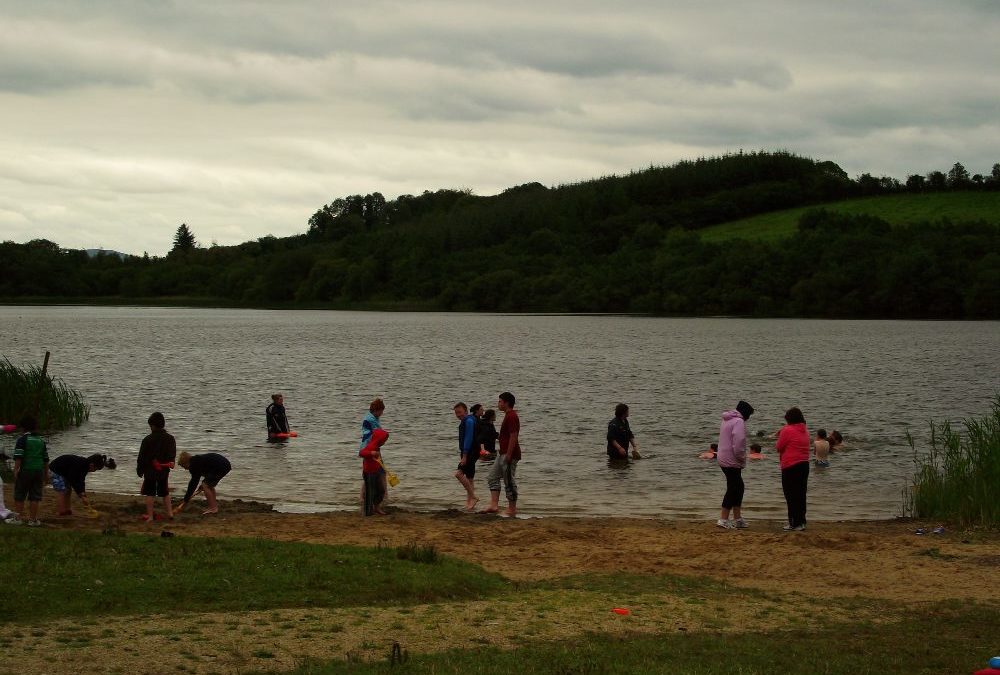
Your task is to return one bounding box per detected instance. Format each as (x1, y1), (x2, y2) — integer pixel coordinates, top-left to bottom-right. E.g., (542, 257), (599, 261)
(2, 1), (998, 255)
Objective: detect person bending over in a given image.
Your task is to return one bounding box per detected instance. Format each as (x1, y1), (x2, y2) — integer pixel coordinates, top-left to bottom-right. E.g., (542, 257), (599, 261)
(175, 452), (232, 515)
(50, 453), (116, 516)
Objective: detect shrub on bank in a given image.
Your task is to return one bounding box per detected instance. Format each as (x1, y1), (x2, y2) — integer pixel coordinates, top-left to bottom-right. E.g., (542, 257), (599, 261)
(908, 396), (1000, 527)
(0, 357), (90, 430)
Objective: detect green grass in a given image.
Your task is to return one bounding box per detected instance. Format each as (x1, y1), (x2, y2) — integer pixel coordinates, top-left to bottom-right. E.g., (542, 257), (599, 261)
(907, 396), (1000, 527)
(700, 192), (1000, 242)
(0, 529), (508, 623)
(0, 357), (90, 431)
(279, 602), (1000, 674)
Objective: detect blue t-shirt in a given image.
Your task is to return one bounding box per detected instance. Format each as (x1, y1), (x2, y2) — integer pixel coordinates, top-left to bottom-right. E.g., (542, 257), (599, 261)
(458, 414), (477, 456)
(360, 412), (381, 454)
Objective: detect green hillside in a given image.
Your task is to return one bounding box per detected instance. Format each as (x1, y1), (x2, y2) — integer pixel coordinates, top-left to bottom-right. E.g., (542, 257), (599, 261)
(700, 192), (1000, 243)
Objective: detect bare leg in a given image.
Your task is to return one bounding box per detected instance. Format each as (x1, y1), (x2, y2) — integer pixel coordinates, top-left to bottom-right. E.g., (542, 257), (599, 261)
(163, 495), (174, 519)
(454, 470), (477, 509)
(719, 507), (731, 521)
(14, 500), (26, 520)
(29, 500), (40, 521)
(202, 484), (218, 515)
(375, 474), (388, 514)
(733, 507), (742, 520)
(483, 491), (500, 513)
(503, 501), (516, 517)
(145, 496), (155, 520)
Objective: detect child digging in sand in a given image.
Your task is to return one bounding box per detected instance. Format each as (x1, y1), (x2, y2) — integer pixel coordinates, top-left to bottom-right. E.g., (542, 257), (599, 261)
(175, 452), (231, 515)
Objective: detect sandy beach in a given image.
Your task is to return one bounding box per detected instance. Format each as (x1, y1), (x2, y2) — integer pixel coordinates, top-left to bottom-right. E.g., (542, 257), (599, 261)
(3, 487), (999, 674)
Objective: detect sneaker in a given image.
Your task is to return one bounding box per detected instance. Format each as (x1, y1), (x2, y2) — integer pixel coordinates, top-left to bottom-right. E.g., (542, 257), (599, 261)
(734, 518), (749, 529)
(793, 524), (806, 531)
(5, 515), (23, 526)
(716, 519), (734, 529)
(26, 519), (42, 527)
(782, 523), (794, 531)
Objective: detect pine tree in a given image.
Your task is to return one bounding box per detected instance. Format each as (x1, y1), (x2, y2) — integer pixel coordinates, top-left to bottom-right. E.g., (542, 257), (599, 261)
(172, 223), (196, 253)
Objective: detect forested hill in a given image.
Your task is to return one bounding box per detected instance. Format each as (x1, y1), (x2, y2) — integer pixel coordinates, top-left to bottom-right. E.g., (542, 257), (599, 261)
(2, 151), (999, 318)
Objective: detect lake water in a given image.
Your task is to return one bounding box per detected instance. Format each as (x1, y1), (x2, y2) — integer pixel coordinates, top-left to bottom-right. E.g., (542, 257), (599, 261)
(1, 306), (997, 521)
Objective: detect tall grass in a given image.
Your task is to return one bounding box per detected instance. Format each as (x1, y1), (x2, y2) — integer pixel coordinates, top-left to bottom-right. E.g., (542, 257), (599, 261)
(907, 396), (1000, 526)
(0, 357), (90, 430)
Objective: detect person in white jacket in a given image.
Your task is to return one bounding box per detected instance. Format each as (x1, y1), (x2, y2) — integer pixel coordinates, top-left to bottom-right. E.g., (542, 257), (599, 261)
(716, 400), (754, 529)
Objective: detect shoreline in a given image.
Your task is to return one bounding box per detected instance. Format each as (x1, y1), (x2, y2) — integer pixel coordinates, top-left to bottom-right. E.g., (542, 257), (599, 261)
(18, 489), (1000, 604)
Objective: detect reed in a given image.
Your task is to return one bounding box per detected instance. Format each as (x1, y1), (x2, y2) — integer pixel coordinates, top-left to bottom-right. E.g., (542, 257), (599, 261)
(907, 396), (1000, 527)
(0, 357), (90, 430)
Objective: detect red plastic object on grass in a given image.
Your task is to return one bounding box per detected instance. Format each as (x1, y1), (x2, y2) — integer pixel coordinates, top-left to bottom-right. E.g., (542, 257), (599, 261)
(612, 608), (630, 616)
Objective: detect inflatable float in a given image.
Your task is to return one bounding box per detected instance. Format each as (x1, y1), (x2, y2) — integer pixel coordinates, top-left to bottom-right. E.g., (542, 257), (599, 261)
(269, 431), (299, 439)
(1, 424), (16, 433)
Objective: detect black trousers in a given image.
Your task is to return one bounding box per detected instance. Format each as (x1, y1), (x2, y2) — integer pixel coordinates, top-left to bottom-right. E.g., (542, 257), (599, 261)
(720, 466), (744, 509)
(781, 461), (809, 527)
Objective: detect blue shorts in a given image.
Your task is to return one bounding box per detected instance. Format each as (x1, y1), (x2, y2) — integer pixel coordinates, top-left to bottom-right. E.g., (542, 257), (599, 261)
(50, 472), (69, 493)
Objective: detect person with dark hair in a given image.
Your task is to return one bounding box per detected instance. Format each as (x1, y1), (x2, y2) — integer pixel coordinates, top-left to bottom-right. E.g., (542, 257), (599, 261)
(814, 429), (830, 467)
(50, 453), (116, 516)
(607, 403), (640, 460)
(7, 415), (49, 526)
(359, 398), (387, 511)
(175, 452), (231, 515)
(716, 400), (754, 529)
(453, 402), (479, 510)
(776, 407), (811, 531)
(482, 392), (520, 517)
(829, 430), (844, 452)
(748, 443), (766, 460)
(136, 412), (176, 522)
(477, 409), (499, 459)
(265, 393), (289, 438)
(698, 443), (719, 460)
(359, 428), (389, 516)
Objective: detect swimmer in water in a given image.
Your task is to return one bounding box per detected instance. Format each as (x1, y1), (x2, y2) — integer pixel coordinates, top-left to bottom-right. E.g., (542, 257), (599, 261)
(748, 443), (766, 460)
(814, 429), (830, 467)
(829, 430), (844, 452)
(698, 443), (718, 460)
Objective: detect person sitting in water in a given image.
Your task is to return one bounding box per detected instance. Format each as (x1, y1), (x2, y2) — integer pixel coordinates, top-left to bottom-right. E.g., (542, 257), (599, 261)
(265, 393), (290, 437)
(748, 443), (766, 460)
(175, 452), (232, 515)
(698, 443), (718, 460)
(50, 453), (116, 516)
(814, 429), (831, 467)
(829, 430), (844, 452)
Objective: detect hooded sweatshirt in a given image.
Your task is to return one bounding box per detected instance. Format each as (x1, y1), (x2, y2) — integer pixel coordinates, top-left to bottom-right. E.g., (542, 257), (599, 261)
(717, 410), (747, 469)
(776, 423), (810, 469)
(359, 428), (389, 474)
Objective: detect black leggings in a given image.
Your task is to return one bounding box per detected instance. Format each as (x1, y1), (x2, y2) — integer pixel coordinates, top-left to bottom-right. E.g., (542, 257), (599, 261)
(720, 466), (744, 509)
(781, 461), (810, 527)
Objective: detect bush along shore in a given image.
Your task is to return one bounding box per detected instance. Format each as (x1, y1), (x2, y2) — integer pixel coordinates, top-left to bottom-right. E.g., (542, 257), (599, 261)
(0, 356), (90, 431)
(908, 396), (1000, 527)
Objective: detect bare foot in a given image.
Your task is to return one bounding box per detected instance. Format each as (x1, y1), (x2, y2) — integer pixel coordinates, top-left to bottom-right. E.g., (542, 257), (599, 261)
(503, 508), (517, 518)
(201, 508), (218, 516)
(478, 507), (499, 514)
(465, 497), (480, 511)
(375, 508), (388, 515)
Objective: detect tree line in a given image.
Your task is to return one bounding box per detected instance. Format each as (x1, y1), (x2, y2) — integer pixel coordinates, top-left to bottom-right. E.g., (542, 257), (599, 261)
(1, 151), (997, 318)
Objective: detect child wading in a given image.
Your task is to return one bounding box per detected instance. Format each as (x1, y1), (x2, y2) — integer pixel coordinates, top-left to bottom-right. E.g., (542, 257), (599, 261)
(360, 428), (389, 516)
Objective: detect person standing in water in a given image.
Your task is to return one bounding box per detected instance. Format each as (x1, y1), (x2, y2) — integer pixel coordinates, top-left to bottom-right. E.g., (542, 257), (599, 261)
(717, 400), (754, 530)
(482, 392), (520, 517)
(453, 403), (479, 511)
(175, 452), (231, 515)
(265, 394), (289, 438)
(607, 403), (640, 460)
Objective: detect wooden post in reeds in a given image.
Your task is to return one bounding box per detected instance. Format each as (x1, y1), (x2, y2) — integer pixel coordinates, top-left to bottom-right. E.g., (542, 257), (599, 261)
(32, 351), (51, 425)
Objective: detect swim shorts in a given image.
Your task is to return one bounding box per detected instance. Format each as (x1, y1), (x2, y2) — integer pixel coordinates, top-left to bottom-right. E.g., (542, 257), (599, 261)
(457, 456), (477, 479)
(14, 470), (44, 502)
(50, 472), (69, 493)
(140, 475), (170, 497)
(202, 466), (231, 488)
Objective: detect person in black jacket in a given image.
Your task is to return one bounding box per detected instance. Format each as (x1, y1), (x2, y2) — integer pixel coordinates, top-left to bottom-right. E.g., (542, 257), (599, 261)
(265, 393), (290, 438)
(50, 453), (116, 516)
(175, 452), (232, 515)
(137, 412), (177, 522)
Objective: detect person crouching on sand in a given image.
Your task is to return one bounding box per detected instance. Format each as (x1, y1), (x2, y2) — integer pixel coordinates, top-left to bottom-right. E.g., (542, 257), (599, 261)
(360, 428), (389, 516)
(50, 453), (116, 516)
(175, 452), (232, 515)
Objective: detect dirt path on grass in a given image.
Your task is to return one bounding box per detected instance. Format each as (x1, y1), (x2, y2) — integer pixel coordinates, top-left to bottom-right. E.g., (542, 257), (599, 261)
(49, 493), (1000, 604)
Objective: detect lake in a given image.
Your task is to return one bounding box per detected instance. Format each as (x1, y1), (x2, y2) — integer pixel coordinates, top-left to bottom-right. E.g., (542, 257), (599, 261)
(1, 306), (997, 520)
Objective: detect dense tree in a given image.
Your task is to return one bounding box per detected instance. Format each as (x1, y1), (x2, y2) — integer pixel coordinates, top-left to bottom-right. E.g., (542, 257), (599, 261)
(172, 223), (196, 254)
(947, 162), (971, 188)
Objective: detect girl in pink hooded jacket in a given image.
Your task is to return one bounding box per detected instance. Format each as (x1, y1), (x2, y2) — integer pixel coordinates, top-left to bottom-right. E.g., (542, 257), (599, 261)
(716, 400), (754, 529)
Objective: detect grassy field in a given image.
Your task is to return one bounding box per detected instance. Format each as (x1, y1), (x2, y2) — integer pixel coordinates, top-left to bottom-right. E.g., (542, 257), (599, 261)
(0, 528), (507, 622)
(699, 191), (1000, 242)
